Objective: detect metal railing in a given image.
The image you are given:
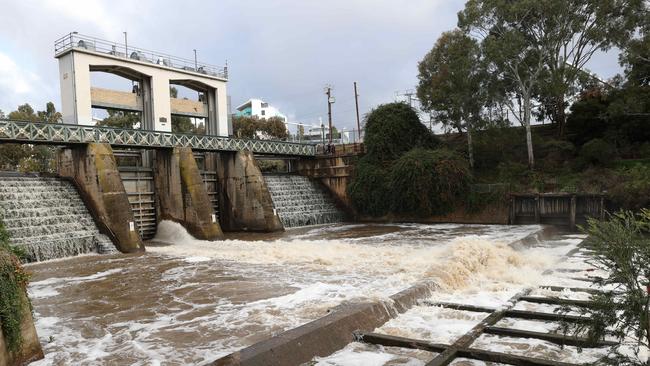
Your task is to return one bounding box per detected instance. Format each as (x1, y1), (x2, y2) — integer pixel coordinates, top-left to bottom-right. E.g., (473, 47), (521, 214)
(0, 119), (315, 156)
(54, 32), (228, 79)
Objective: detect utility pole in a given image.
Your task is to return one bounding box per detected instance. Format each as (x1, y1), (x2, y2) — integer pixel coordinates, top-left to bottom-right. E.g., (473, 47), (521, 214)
(354, 82), (361, 142)
(193, 49), (198, 70)
(396, 89), (416, 108)
(123, 31), (128, 56)
(325, 85), (334, 144)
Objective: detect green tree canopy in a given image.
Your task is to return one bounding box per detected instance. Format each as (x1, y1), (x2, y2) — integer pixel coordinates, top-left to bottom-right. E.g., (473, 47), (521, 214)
(417, 29), (486, 168)
(97, 110), (141, 129)
(363, 102), (438, 162)
(233, 115), (288, 140)
(458, 0), (646, 168)
(1, 102), (60, 172)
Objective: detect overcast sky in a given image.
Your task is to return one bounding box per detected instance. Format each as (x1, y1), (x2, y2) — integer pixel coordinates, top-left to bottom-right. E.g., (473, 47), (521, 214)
(0, 0), (622, 131)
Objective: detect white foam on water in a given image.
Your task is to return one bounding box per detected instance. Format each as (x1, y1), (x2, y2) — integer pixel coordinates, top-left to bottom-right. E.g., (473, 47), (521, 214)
(29, 221), (554, 365)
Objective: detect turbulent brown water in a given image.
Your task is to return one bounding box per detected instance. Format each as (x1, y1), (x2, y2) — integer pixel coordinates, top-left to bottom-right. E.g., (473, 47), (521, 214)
(26, 222), (575, 365)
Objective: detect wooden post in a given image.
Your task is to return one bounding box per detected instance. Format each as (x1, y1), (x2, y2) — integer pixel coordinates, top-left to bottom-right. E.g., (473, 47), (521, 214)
(509, 196), (516, 225)
(534, 195), (540, 224)
(569, 195), (577, 230)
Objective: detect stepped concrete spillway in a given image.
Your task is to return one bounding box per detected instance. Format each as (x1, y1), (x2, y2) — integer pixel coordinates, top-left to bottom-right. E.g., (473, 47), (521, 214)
(264, 174), (343, 227)
(0, 176), (117, 262)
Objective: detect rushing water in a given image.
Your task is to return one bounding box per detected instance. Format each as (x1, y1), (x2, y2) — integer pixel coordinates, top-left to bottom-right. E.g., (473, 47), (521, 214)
(264, 174), (343, 227)
(26, 222), (582, 365)
(0, 177), (116, 262)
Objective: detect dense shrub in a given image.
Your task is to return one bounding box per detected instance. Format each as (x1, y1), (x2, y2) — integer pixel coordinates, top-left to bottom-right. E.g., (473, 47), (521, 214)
(609, 164), (650, 210)
(347, 159), (390, 216)
(539, 139), (576, 170)
(496, 161), (528, 185)
(364, 103), (438, 162)
(472, 126), (527, 173)
(388, 148), (470, 216)
(579, 138), (617, 166)
(0, 220), (29, 353)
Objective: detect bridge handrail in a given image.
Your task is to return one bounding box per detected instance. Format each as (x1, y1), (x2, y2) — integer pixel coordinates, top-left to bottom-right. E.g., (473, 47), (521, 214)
(0, 119), (316, 156)
(54, 32), (228, 80)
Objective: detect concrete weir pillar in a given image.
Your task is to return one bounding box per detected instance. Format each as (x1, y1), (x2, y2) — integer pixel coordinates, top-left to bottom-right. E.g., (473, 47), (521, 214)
(213, 151), (283, 232)
(153, 147), (223, 240)
(57, 143), (144, 253)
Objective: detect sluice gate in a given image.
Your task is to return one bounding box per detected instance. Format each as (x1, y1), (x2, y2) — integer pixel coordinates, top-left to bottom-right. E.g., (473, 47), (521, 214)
(510, 193), (605, 229)
(114, 150), (157, 240)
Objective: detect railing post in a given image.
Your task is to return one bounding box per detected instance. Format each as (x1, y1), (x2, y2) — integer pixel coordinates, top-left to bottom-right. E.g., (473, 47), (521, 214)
(570, 195), (577, 231)
(534, 195), (541, 224)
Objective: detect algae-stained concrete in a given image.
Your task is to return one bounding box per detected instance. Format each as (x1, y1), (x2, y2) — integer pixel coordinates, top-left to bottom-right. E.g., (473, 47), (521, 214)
(297, 155), (355, 214)
(214, 151), (283, 232)
(153, 147), (223, 240)
(57, 143), (143, 253)
(0, 292), (44, 366)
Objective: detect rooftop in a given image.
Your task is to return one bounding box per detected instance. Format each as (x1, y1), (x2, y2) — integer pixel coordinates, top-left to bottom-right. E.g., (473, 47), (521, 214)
(54, 32), (228, 80)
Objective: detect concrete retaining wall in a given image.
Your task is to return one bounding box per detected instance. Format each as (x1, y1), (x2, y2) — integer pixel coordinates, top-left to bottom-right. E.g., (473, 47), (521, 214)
(57, 143), (143, 253)
(212, 280), (439, 366)
(213, 151), (283, 232)
(297, 155), (356, 214)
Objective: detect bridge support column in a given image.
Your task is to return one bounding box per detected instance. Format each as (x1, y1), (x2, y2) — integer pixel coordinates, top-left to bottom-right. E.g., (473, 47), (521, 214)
(214, 151), (283, 232)
(153, 147), (223, 240)
(57, 143), (144, 253)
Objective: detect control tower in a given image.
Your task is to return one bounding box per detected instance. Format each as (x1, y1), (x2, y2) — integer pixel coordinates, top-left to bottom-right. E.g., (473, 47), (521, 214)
(54, 32), (230, 136)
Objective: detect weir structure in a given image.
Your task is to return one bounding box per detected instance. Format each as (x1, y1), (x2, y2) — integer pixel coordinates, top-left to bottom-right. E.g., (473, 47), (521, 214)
(0, 33), (320, 258)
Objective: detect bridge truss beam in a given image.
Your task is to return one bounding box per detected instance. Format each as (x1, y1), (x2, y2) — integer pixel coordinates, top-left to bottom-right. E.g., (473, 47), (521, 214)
(0, 120), (315, 156)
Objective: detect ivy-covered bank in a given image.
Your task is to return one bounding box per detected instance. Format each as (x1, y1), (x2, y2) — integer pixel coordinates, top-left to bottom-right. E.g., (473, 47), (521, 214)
(0, 220), (29, 352)
(348, 103), (476, 219)
(0, 219), (43, 365)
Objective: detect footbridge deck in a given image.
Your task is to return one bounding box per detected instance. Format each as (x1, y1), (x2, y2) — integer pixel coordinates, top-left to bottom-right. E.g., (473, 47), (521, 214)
(0, 119), (316, 156)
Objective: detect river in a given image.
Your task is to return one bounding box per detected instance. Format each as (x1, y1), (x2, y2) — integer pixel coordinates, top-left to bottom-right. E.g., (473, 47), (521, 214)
(25, 222), (580, 365)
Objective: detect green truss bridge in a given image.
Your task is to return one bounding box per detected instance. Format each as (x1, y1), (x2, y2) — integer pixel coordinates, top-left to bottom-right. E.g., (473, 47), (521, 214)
(0, 119), (316, 156)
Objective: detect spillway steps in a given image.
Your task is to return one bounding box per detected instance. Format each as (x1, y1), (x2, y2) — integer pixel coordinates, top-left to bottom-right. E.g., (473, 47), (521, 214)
(264, 174), (343, 228)
(0, 176), (117, 262)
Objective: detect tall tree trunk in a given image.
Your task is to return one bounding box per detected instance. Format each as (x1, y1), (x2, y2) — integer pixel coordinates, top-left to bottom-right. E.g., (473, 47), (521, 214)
(523, 96), (535, 170)
(467, 127), (474, 169)
(556, 94), (566, 138)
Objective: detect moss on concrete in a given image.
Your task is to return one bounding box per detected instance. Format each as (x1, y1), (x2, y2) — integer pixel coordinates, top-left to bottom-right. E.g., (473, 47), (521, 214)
(58, 143), (143, 253)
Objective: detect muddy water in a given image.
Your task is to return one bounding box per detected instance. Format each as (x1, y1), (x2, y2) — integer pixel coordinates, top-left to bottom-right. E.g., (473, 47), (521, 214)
(27, 222), (545, 365)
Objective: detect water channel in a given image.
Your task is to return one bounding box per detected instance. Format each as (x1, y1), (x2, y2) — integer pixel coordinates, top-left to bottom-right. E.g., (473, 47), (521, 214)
(26, 222), (586, 365)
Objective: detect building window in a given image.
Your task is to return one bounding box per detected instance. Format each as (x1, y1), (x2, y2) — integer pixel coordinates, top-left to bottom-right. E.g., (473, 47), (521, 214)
(261, 110), (266, 116)
(261, 102), (269, 108)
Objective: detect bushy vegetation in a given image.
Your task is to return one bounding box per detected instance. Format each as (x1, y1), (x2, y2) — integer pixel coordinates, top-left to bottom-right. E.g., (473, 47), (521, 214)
(0, 220), (30, 353)
(389, 148), (470, 216)
(232, 115), (289, 140)
(347, 159), (390, 216)
(349, 103), (471, 217)
(579, 138), (618, 166)
(363, 103), (438, 162)
(561, 210), (650, 365)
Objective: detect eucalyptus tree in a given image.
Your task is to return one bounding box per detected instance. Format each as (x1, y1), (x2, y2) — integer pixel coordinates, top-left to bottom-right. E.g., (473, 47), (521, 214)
(458, 0), (645, 169)
(536, 0), (645, 136)
(417, 30), (487, 168)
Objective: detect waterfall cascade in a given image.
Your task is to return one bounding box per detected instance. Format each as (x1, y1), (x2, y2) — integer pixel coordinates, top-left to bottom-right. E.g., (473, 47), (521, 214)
(264, 174), (343, 227)
(0, 176), (117, 262)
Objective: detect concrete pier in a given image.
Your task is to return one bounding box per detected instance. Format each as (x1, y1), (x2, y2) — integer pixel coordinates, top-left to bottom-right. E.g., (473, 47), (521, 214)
(57, 143), (144, 253)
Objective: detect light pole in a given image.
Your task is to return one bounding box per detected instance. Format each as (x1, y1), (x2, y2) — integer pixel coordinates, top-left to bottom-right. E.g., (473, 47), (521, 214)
(193, 49), (198, 70)
(123, 31), (128, 56)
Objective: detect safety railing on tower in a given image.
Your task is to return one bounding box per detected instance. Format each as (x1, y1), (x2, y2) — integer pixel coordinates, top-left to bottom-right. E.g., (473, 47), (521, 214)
(54, 32), (228, 80)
